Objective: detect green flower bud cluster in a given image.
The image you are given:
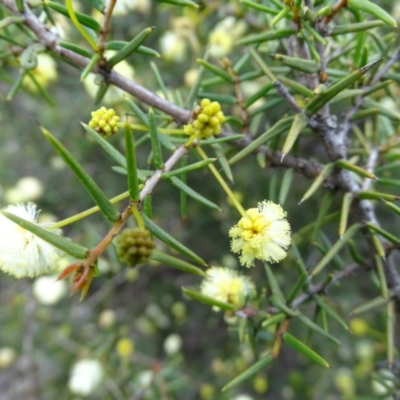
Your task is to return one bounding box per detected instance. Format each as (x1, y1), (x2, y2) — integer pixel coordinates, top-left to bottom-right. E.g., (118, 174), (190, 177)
(183, 99), (226, 139)
(116, 228), (155, 267)
(88, 107), (120, 137)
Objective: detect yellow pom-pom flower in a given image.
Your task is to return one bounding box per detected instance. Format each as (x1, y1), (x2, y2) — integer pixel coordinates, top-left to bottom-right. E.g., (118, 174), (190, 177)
(0, 203), (63, 278)
(200, 266), (255, 311)
(229, 201), (291, 267)
(184, 99), (226, 140)
(88, 107), (120, 137)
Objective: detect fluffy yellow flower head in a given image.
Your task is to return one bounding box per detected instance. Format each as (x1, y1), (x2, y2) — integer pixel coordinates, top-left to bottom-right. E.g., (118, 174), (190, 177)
(200, 266), (255, 311)
(229, 201), (291, 267)
(0, 203), (63, 278)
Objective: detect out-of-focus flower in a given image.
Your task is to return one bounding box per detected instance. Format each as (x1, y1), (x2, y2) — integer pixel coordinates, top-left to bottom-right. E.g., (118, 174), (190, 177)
(0, 347), (16, 369)
(200, 266), (255, 311)
(113, 0), (150, 16)
(23, 53), (57, 92)
(137, 370), (153, 388)
(0, 203), (63, 278)
(232, 395), (255, 400)
(4, 176), (44, 204)
(98, 309), (117, 329)
(32, 275), (67, 305)
(159, 31), (187, 62)
(350, 318), (369, 336)
(334, 367), (355, 397)
(83, 53), (134, 104)
(116, 338), (134, 359)
(163, 333), (182, 356)
(208, 17), (246, 58)
(253, 375), (268, 394)
(229, 201), (291, 267)
(199, 383), (215, 400)
(68, 359), (103, 396)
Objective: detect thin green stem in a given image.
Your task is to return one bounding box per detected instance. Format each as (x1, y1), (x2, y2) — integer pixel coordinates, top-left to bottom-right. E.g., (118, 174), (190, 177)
(196, 145), (246, 217)
(51, 191), (129, 229)
(65, 0), (98, 51)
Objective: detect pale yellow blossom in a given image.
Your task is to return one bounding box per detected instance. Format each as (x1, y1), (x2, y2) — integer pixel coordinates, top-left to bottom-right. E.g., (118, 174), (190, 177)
(200, 266), (255, 311)
(229, 201), (291, 267)
(0, 203), (63, 278)
(23, 53), (57, 92)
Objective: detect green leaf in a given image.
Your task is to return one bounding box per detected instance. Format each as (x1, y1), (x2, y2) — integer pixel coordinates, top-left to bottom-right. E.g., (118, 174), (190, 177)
(351, 296), (386, 315)
(264, 264), (285, 302)
(282, 113), (308, 157)
(45, 1), (101, 31)
(154, 0), (198, 7)
(161, 159), (216, 179)
(108, 27), (154, 68)
(88, 0), (105, 12)
(300, 164), (334, 204)
(244, 82), (274, 108)
(80, 53), (100, 81)
(143, 214), (206, 266)
(298, 313), (341, 345)
(228, 116), (294, 165)
(382, 199), (400, 216)
(330, 20), (385, 36)
(182, 287), (235, 311)
(240, 0), (279, 15)
(313, 295), (350, 332)
(311, 224), (361, 277)
(151, 250), (205, 276)
(374, 254), (388, 299)
(1, 211), (88, 259)
(148, 109), (164, 169)
(277, 76), (314, 98)
(261, 313), (287, 328)
(366, 223), (399, 245)
(41, 127), (121, 223)
(279, 168), (294, 205)
(59, 41), (92, 58)
(336, 159), (376, 179)
(196, 59), (234, 83)
(271, 54), (319, 73)
(357, 191), (399, 201)
(81, 123), (127, 168)
(283, 333), (330, 368)
(305, 59), (382, 115)
(339, 193), (353, 238)
(238, 29), (295, 45)
(125, 98), (149, 126)
(150, 61), (169, 101)
(221, 354), (274, 392)
(169, 177), (220, 210)
(348, 0), (397, 28)
(105, 41), (160, 57)
(123, 123), (140, 201)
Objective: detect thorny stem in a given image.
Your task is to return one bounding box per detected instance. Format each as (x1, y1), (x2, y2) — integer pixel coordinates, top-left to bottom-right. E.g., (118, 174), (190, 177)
(97, 0), (116, 57)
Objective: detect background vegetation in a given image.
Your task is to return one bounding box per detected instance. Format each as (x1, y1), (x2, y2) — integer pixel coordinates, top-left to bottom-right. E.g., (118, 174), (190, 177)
(0, 0), (399, 399)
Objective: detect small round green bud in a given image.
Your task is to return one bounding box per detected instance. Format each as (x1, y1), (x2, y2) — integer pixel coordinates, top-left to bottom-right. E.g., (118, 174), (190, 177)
(116, 228), (155, 267)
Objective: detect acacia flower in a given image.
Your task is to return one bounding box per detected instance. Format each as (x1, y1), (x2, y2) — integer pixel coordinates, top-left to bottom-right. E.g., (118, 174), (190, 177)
(68, 359), (103, 396)
(229, 201), (291, 267)
(0, 203), (63, 278)
(200, 266), (255, 311)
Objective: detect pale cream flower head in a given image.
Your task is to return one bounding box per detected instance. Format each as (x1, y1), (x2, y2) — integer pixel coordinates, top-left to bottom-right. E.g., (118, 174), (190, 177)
(0, 203), (63, 278)
(68, 359), (103, 396)
(23, 53), (58, 92)
(33, 275), (67, 305)
(229, 201), (291, 268)
(200, 266), (255, 311)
